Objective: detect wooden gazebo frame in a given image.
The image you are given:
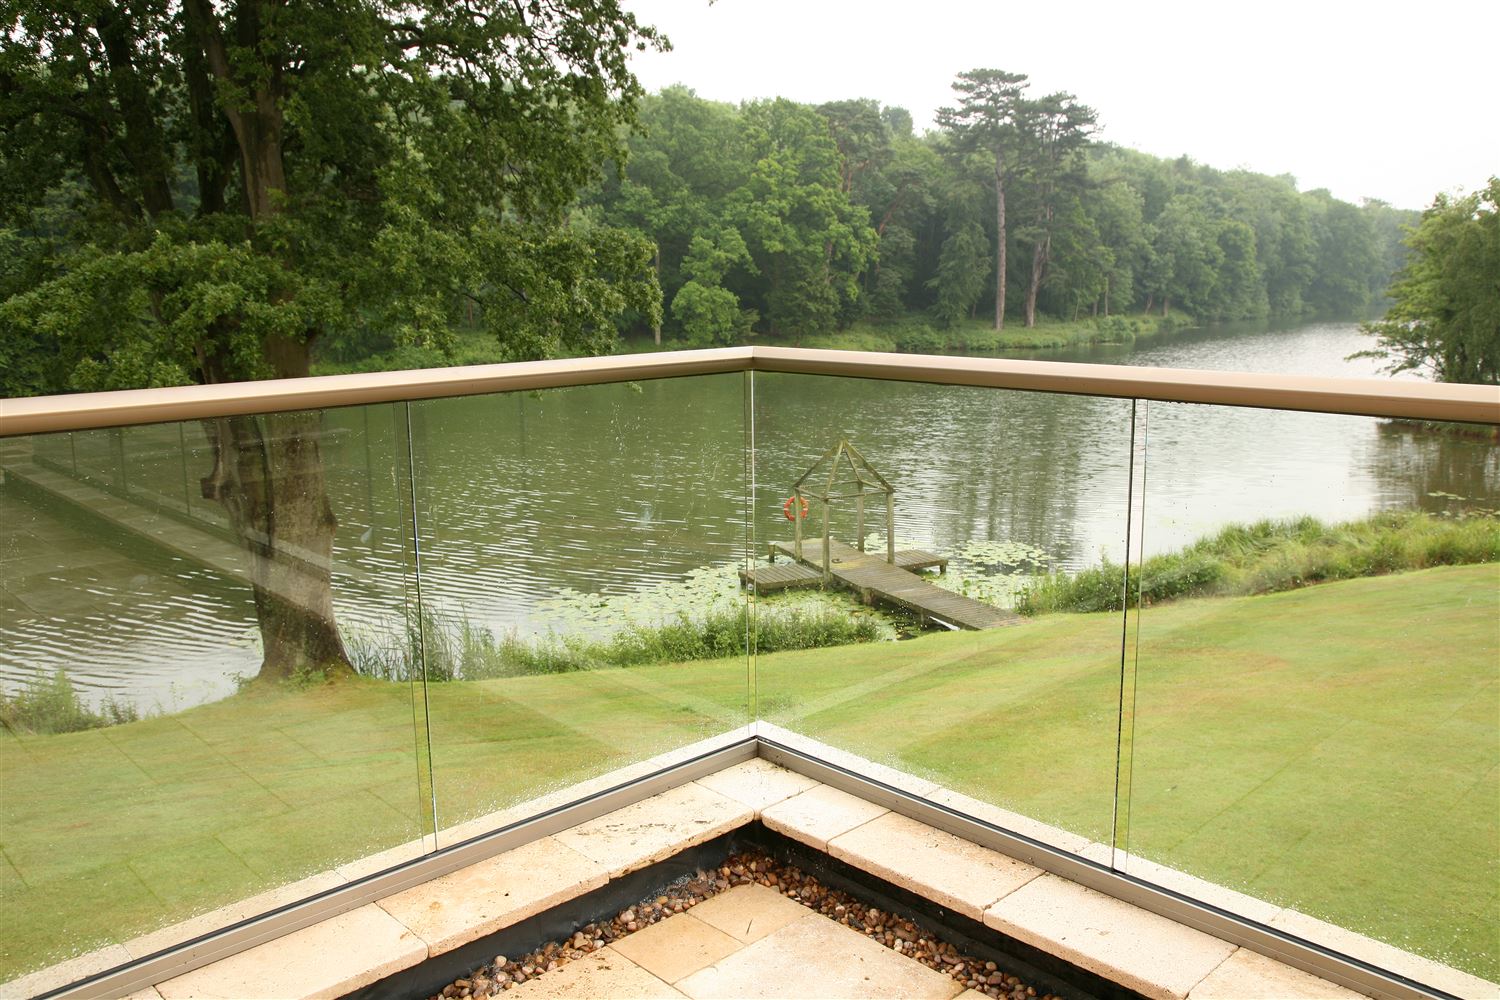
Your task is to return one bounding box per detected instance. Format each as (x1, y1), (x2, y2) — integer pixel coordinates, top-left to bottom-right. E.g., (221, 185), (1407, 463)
(790, 439), (894, 580)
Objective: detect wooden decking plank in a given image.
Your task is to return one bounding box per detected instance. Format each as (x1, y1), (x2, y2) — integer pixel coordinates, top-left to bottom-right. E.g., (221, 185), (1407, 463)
(763, 537), (1024, 630)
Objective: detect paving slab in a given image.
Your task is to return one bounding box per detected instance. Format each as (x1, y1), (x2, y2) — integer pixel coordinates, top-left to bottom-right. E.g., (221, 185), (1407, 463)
(829, 811), (1042, 920)
(760, 785), (888, 851)
(675, 912), (963, 1000)
(507, 949), (684, 999)
(984, 874), (1236, 1000)
(377, 837), (606, 956)
(1188, 948), (1367, 999)
(553, 783), (752, 878)
(692, 759), (819, 813)
(685, 883), (810, 945)
(609, 913), (743, 984)
(156, 904), (424, 1000)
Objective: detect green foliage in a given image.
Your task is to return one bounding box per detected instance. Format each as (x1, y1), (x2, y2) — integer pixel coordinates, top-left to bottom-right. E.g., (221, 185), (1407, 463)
(671, 281), (752, 346)
(0, 0), (666, 389)
(1017, 511), (1500, 614)
(1359, 179), (1500, 384)
(929, 221), (991, 326)
(0, 670), (139, 735)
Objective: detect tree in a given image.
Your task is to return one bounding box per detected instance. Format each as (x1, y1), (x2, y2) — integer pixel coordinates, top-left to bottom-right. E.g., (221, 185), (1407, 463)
(928, 221), (990, 326)
(671, 228), (755, 345)
(733, 98), (875, 339)
(1359, 179), (1500, 385)
(937, 69), (1029, 330)
(1014, 91), (1096, 327)
(0, 0), (664, 682)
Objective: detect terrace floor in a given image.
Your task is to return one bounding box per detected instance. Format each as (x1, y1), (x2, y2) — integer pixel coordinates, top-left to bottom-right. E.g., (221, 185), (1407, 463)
(506, 883), (970, 1000)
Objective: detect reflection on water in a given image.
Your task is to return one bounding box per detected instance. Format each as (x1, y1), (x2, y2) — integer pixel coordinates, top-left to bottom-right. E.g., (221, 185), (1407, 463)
(1, 321), (1495, 707)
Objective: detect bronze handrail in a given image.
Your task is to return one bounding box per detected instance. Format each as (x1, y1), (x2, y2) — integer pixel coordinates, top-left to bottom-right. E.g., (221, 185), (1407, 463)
(2, 346), (1496, 436)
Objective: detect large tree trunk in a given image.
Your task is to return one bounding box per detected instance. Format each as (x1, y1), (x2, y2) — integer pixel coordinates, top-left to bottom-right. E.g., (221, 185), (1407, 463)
(201, 407), (353, 684)
(993, 149), (1007, 331)
(199, 335), (354, 684)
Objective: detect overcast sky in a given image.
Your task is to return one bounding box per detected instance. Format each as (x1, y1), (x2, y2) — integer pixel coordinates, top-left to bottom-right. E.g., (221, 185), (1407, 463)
(621, 0), (1497, 210)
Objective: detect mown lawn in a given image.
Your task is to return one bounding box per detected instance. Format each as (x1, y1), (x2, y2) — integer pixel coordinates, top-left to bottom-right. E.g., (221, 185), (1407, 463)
(1, 564), (1496, 982)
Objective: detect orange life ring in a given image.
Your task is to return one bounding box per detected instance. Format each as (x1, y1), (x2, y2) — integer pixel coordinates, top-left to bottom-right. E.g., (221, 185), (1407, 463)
(782, 495), (809, 521)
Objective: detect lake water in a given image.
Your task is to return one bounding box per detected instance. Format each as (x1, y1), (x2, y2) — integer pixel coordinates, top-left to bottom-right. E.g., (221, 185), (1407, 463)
(2, 319), (1496, 709)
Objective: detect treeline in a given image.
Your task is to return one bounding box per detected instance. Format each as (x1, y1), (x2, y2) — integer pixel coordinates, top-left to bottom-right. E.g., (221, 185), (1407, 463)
(578, 75), (1415, 346)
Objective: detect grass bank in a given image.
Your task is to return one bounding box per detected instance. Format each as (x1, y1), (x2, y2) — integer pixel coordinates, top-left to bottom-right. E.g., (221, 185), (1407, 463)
(1, 565), (1494, 982)
(1019, 511), (1500, 615)
(311, 311), (1195, 375)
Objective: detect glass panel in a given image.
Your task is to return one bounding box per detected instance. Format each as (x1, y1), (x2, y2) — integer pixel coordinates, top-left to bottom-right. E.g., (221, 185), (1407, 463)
(1121, 401), (1500, 982)
(407, 375), (753, 844)
(749, 372), (1134, 848)
(0, 404), (431, 981)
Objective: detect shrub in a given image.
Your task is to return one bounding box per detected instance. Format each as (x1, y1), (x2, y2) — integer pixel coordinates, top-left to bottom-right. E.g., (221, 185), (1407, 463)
(1017, 511), (1500, 615)
(891, 322), (948, 354)
(0, 670), (139, 735)
(1092, 315), (1136, 343)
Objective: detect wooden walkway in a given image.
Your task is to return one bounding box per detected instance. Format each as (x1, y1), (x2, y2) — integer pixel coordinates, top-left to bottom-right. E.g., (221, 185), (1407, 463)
(740, 538), (1024, 631)
(0, 458), (370, 591)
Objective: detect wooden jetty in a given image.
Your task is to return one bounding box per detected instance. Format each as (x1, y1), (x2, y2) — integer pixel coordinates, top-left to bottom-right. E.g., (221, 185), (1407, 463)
(741, 539), (1024, 631)
(741, 438), (1025, 630)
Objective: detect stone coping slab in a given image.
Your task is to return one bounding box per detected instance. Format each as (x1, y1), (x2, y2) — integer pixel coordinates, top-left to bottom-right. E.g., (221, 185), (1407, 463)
(760, 784), (889, 851)
(1187, 948), (1365, 999)
(984, 874), (1237, 1000)
(693, 758), (820, 812)
(155, 904), (423, 1000)
(553, 782), (753, 878)
(828, 812), (1043, 921)
(376, 837), (607, 956)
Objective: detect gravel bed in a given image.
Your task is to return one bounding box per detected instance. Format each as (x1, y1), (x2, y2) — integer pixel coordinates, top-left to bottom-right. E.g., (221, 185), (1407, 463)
(430, 849), (1061, 1000)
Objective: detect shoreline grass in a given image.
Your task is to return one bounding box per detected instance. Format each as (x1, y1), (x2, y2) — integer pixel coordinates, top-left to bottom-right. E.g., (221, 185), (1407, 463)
(1019, 510), (1500, 615)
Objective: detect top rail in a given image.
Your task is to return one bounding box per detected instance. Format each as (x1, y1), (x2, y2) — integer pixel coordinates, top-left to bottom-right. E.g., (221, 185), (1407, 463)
(1, 346), (1496, 437)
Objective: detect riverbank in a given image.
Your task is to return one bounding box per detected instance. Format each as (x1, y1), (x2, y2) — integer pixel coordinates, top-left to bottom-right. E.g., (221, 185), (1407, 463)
(309, 311), (1198, 375)
(767, 311), (1195, 354)
(2, 564), (1494, 983)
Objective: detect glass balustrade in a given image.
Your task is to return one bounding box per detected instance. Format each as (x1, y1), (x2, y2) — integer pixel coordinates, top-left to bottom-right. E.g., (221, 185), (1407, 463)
(1, 362), (1494, 995)
(402, 376), (754, 845)
(0, 404), (431, 982)
(1118, 402), (1500, 984)
(747, 372), (1136, 850)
